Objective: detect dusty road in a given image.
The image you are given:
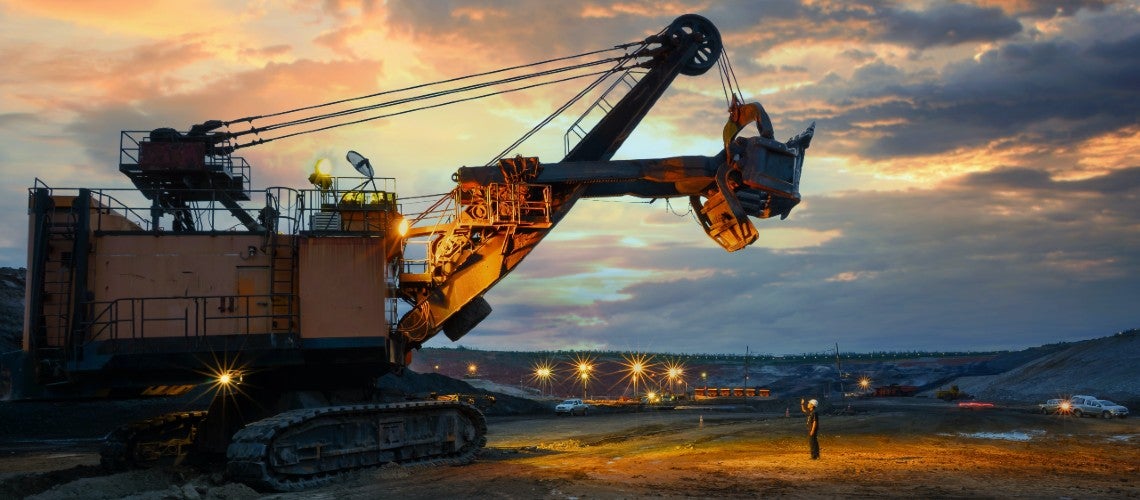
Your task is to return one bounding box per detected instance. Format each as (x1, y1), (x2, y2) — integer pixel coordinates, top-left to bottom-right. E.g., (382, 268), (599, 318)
(2, 398), (1137, 499)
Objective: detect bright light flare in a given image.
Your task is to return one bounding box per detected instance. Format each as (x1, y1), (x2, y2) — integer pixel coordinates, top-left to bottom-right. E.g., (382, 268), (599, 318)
(529, 360), (557, 396)
(661, 359), (686, 395)
(193, 352), (251, 405)
(210, 369), (243, 391)
(315, 158), (332, 175)
(570, 353), (596, 377)
(859, 377), (871, 390)
(568, 354), (595, 399)
(618, 352), (655, 399)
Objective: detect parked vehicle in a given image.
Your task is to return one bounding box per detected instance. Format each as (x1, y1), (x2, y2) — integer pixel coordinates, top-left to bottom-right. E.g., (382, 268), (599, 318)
(555, 399), (590, 416)
(1038, 399), (1071, 414)
(1069, 395), (1129, 418)
(1094, 400), (1129, 418)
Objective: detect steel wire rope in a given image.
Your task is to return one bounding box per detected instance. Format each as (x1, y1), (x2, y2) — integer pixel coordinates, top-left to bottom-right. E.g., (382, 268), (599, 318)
(232, 56), (627, 138)
(717, 57), (732, 106)
(231, 68), (626, 151)
(716, 52), (747, 107)
(223, 44), (638, 127)
(482, 58), (639, 166)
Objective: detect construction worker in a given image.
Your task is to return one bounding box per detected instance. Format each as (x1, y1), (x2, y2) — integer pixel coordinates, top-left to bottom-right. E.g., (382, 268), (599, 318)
(801, 398), (820, 459)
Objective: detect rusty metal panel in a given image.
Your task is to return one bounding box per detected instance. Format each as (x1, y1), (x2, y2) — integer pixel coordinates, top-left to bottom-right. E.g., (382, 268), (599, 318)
(138, 141), (207, 171)
(298, 237), (388, 340)
(92, 234), (270, 339)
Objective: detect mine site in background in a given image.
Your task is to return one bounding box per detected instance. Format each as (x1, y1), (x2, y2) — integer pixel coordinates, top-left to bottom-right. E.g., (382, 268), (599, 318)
(2, 266), (1137, 412)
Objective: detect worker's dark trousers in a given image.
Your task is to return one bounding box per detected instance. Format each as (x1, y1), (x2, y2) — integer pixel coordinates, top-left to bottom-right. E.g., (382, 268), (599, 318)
(809, 434), (819, 459)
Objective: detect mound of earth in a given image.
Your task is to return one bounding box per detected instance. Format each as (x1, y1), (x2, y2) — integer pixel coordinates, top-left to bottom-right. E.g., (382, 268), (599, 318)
(377, 370), (550, 416)
(950, 329), (1140, 405)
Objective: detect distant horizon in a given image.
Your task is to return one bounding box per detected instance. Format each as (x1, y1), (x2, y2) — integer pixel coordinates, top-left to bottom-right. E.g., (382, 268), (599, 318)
(416, 327), (1137, 359)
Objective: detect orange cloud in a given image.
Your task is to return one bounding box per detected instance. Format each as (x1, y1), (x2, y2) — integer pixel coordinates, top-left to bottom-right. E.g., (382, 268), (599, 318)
(2, 0), (238, 38)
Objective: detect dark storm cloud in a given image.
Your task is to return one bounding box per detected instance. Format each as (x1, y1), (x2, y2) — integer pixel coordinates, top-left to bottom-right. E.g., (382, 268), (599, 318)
(466, 166), (1140, 354)
(994, 0), (1115, 18)
(808, 27), (1140, 159)
(384, 0), (673, 62)
(877, 3), (1022, 48)
(704, 0), (1021, 51)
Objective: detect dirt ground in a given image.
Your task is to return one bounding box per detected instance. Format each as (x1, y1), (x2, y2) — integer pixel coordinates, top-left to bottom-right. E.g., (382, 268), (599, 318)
(1, 398), (1137, 499)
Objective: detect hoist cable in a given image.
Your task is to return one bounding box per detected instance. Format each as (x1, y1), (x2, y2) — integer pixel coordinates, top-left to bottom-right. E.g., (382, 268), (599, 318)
(232, 67), (627, 150)
(226, 57), (628, 145)
(482, 56), (640, 166)
(223, 44), (638, 127)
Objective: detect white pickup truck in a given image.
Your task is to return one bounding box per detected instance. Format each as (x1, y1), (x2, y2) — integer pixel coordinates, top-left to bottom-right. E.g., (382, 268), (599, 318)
(1069, 395), (1130, 418)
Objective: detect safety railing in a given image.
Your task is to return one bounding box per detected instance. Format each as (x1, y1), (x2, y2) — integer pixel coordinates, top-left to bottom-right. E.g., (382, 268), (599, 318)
(563, 69), (644, 156)
(119, 130), (252, 196)
(84, 294), (281, 346)
(298, 176), (400, 234)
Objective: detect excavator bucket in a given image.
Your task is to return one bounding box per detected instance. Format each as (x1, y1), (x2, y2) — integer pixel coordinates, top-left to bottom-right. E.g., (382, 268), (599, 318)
(692, 122), (814, 252)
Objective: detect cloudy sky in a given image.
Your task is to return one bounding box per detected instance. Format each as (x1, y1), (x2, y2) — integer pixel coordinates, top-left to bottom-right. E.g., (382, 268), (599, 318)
(2, 1), (1137, 355)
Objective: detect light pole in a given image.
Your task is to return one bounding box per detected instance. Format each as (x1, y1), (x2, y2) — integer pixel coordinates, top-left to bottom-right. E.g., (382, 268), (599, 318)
(569, 354), (595, 400)
(622, 352), (653, 402)
(667, 366), (682, 396)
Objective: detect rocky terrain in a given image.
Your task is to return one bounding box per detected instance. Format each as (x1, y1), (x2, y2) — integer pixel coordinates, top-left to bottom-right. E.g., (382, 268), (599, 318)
(951, 330), (1140, 404)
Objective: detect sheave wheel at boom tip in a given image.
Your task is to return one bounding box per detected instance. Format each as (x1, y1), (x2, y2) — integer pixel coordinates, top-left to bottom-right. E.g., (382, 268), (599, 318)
(668, 14), (723, 76)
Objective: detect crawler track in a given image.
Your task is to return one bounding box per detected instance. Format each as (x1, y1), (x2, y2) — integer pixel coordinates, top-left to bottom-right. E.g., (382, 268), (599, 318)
(226, 400), (487, 491)
(100, 411), (208, 469)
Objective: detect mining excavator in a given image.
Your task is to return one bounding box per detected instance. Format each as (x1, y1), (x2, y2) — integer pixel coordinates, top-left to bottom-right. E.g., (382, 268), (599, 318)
(0, 14), (813, 490)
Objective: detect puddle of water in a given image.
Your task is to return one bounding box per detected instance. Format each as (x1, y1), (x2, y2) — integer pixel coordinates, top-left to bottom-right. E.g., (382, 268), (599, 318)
(952, 430), (1046, 442)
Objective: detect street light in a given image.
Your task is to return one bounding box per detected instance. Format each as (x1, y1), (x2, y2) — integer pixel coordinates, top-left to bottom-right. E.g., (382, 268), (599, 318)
(579, 370), (590, 399)
(467, 363), (477, 377)
(531, 361), (555, 397)
(621, 352), (653, 401)
(859, 376), (871, 393)
(570, 354), (595, 400)
(663, 360), (685, 397)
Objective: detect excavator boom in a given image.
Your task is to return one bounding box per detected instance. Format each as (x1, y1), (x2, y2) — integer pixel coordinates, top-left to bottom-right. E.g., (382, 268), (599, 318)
(395, 14), (812, 346)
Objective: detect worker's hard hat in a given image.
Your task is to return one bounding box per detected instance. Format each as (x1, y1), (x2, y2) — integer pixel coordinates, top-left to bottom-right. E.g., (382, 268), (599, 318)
(808, 399), (818, 407)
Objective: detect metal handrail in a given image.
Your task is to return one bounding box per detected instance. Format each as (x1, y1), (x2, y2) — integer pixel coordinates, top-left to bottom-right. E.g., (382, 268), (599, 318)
(83, 294), (282, 344)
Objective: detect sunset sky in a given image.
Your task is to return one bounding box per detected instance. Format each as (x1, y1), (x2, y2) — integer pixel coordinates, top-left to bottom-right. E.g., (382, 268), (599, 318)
(1, 1), (1137, 355)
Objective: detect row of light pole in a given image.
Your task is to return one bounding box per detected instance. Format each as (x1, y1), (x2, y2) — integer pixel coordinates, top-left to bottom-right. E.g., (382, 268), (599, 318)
(455, 360), (875, 400)
(526, 354), (690, 400)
